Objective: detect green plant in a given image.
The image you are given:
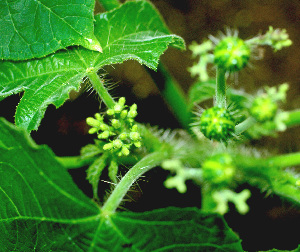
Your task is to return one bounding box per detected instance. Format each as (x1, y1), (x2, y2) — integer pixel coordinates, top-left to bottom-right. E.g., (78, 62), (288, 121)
(0, 1), (299, 251)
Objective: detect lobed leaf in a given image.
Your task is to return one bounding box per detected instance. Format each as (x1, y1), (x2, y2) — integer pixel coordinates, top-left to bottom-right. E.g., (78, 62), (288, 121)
(0, 0), (101, 60)
(0, 0), (185, 132)
(0, 118), (242, 251)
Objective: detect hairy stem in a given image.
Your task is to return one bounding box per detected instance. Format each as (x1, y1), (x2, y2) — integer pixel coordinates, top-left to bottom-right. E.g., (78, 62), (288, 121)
(87, 71), (116, 109)
(215, 67), (227, 108)
(102, 151), (169, 214)
(98, 0), (120, 11)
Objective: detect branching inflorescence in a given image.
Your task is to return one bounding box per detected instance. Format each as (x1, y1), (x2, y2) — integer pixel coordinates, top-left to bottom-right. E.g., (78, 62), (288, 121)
(157, 26), (298, 216)
(189, 27), (292, 143)
(83, 25), (299, 219)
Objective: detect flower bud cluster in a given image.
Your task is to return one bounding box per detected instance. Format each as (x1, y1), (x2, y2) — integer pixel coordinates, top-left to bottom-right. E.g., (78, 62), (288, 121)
(250, 83), (288, 123)
(86, 97), (142, 157)
(251, 26), (292, 51)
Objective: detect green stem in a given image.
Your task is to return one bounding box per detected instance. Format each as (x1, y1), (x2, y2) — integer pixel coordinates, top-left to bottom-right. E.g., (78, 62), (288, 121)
(266, 152), (300, 168)
(87, 71), (116, 109)
(215, 67), (227, 108)
(235, 117), (256, 135)
(98, 0), (120, 11)
(285, 109), (300, 128)
(236, 152), (300, 169)
(235, 109), (300, 136)
(201, 186), (217, 213)
(56, 156), (94, 169)
(155, 64), (191, 129)
(102, 151), (169, 214)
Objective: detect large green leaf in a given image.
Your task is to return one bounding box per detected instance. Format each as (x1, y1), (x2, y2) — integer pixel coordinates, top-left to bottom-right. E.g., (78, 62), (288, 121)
(0, 117), (100, 251)
(0, 0), (185, 132)
(0, 0), (101, 60)
(107, 208), (243, 251)
(261, 246), (300, 252)
(0, 118), (242, 251)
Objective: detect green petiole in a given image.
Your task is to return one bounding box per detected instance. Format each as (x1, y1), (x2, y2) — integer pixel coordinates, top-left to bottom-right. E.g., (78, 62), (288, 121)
(101, 151), (169, 214)
(87, 71), (116, 109)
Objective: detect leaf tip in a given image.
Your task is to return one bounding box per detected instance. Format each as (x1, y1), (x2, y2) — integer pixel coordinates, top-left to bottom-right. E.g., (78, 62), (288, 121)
(85, 37), (103, 53)
(92, 44), (103, 53)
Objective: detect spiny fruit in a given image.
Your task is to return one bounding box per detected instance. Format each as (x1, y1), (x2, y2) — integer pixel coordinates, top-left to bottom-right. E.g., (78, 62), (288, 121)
(199, 107), (235, 142)
(214, 37), (251, 72)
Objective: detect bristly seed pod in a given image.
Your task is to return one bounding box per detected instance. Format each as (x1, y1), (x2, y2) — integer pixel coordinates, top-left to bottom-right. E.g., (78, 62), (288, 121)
(199, 107), (235, 142)
(214, 37), (251, 72)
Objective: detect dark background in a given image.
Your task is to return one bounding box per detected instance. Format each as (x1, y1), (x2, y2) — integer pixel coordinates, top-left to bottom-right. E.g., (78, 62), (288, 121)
(1, 0), (300, 251)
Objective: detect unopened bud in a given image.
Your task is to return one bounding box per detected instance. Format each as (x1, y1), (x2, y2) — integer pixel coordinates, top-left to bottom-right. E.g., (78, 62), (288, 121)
(112, 139), (123, 149)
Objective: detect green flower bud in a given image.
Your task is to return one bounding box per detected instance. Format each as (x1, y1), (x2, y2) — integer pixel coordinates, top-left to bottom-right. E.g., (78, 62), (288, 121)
(214, 37), (250, 72)
(119, 133), (128, 140)
(250, 96), (278, 123)
(130, 132), (140, 141)
(128, 104), (138, 118)
(114, 104), (122, 113)
(86, 117), (101, 128)
(94, 113), (103, 121)
(111, 119), (121, 129)
(113, 97), (126, 113)
(97, 130), (110, 139)
(134, 141), (141, 148)
(88, 127), (98, 134)
(120, 110), (128, 119)
(112, 139), (123, 149)
(199, 107), (235, 142)
(131, 124), (138, 132)
(119, 146), (130, 156)
(99, 123), (110, 131)
(107, 109), (114, 116)
(103, 143), (113, 150)
(118, 97), (126, 106)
